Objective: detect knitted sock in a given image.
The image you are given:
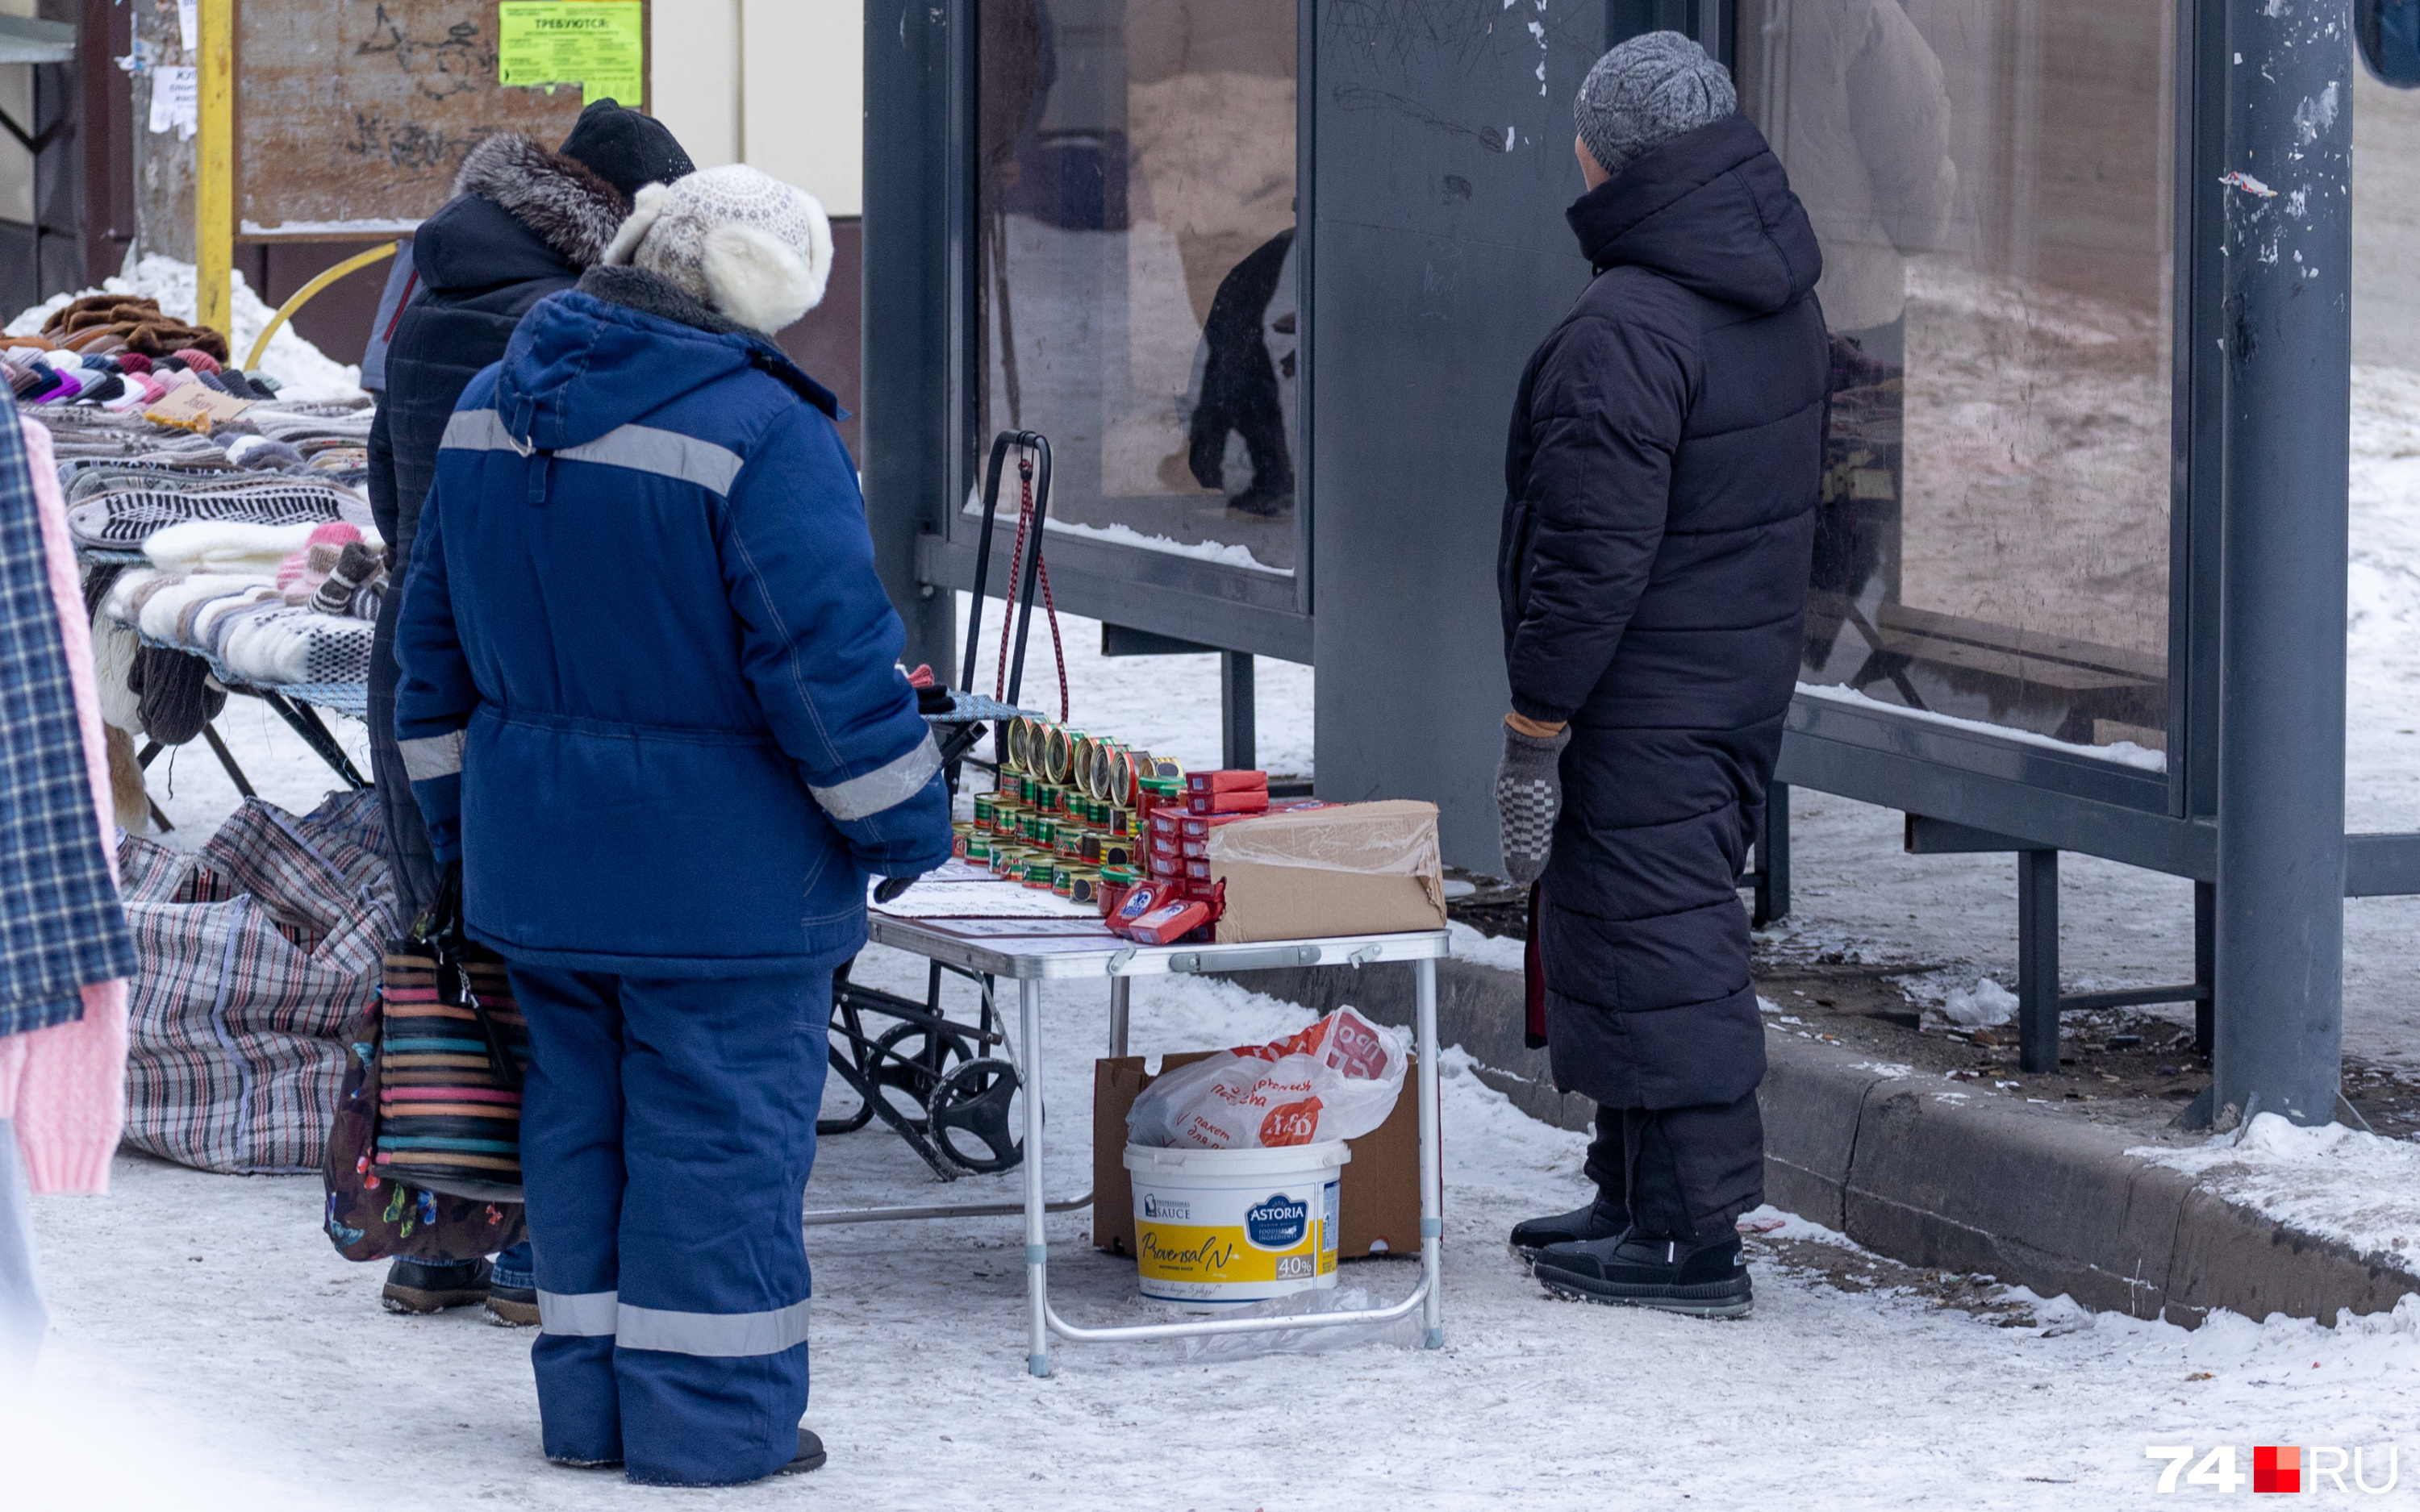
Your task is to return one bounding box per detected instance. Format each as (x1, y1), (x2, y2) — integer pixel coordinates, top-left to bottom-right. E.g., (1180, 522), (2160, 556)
(310, 540), (380, 615)
(275, 522), (362, 589)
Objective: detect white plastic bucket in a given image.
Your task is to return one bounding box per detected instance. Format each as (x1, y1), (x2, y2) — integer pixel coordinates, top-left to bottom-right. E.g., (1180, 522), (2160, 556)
(1122, 1140), (1349, 1310)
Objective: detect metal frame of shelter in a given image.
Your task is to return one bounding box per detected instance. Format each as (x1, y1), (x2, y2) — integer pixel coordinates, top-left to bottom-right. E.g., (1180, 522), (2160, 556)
(864, 0), (2402, 1128)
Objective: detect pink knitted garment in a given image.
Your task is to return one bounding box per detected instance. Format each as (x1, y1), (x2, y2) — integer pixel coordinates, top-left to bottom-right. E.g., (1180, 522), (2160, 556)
(0, 419), (131, 1196)
(276, 520), (363, 592)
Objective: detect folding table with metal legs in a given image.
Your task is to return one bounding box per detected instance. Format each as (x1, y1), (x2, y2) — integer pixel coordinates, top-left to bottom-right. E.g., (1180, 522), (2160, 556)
(803, 919), (1450, 1376)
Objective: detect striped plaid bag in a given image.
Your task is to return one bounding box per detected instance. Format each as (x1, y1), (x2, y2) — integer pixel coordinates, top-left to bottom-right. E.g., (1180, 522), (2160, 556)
(118, 791), (394, 1174)
(370, 939), (528, 1201)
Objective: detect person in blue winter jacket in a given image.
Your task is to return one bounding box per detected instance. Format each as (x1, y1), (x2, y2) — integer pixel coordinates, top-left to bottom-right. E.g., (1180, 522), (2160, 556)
(394, 164), (951, 1486)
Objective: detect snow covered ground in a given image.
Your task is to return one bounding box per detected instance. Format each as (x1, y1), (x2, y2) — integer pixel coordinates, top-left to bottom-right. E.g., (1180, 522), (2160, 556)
(18, 960), (2420, 1509)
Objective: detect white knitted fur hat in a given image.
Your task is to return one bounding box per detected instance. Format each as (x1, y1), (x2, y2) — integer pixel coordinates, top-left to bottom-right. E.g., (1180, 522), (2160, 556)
(602, 164), (833, 335)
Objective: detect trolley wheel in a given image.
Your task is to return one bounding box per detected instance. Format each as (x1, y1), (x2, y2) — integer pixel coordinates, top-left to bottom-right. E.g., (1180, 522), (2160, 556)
(871, 1023), (976, 1123)
(925, 1058), (1024, 1173)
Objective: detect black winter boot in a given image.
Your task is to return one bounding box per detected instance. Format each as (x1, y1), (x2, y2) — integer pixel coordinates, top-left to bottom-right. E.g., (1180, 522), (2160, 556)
(1531, 1105), (1754, 1315)
(381, 1256), (492, 1314)
(1508, 1196), (1629, 1264)
(1532, 1230), (1753, 1318)
(777, 1429), (828, 1477)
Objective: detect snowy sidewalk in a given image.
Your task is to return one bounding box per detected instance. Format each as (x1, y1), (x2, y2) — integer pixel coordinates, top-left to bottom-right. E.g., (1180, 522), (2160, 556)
(13, 951), (2420, 1508)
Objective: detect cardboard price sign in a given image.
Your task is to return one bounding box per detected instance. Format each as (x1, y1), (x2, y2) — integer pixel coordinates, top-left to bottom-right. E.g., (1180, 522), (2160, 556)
(144, 384), (255, 431)
(496, 2), (644, 106)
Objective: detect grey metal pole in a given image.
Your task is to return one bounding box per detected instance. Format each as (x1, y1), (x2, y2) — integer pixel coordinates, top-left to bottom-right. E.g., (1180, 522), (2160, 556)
(1220, 651), (1256, 772)
(861, 0), (959, 679)
(2212, 0), (2351, 1129)
(2016, 850), (2060, 1076)
(1416, 956), (1443, 1349)
(1021, 976), (1050, 1376)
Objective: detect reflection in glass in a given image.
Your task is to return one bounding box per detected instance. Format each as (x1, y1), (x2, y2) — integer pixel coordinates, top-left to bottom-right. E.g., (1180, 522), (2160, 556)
(974, 0), (1298, 575)
(1738, 0), (2176, 755)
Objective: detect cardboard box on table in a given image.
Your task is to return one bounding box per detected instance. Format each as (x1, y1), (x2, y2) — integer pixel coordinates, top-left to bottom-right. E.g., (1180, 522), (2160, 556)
(1203, 799), (1447, 944)
(1092, 1051), (1429, 1260)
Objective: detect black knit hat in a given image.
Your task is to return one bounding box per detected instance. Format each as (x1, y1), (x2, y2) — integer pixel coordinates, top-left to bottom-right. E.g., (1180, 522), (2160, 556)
(558, 99), (695, 199)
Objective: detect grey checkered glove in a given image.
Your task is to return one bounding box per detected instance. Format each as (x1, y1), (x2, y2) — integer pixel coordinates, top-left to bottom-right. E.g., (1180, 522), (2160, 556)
(1496, 722), (1571, 885)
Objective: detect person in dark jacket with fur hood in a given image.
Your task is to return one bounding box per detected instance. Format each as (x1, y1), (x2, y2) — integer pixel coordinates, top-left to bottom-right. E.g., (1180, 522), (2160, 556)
(365, 102), (692, 1327)
(1494, 33), (1827, 1318)
(369, 99), (694, 930)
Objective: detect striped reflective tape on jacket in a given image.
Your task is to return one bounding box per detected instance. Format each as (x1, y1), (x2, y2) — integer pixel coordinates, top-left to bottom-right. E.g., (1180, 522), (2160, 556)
(398, 729), (464, 781)
(439, 409), (745, 496)
(809, 732), (941, 822)
(536, 1289), (812, 1356)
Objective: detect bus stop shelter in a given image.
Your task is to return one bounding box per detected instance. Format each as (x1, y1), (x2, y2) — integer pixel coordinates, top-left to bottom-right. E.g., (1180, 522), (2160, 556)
(862, 0), (2420, 1132)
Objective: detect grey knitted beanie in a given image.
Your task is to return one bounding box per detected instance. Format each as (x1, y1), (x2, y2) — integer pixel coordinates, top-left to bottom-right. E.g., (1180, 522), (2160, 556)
(601, 164), (833, 335)
(1574, 31), (1737, 181)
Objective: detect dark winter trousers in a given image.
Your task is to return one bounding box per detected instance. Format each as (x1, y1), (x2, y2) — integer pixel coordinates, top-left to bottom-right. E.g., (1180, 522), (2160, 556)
(1583, 1093), (1764, 1244)
(510, 964), (832, 1485)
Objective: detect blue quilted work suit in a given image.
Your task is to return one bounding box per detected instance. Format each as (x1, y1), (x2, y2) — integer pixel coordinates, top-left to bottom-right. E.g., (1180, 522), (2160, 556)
(396, 270), (950, 1483)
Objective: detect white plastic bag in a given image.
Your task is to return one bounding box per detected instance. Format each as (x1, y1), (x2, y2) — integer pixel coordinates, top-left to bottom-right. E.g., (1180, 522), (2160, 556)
(1128, 1007), (1408, 1150)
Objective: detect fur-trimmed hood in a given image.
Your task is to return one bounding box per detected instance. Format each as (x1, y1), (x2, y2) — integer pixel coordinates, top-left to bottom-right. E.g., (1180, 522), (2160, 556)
(453, 134), (630, 269)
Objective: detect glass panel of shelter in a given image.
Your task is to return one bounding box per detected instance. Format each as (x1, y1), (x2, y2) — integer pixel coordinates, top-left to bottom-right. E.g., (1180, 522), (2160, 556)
(2348, 53), (2420, 832)
(1736, 0), (2177, 761)
(973, 0), (1300, 578)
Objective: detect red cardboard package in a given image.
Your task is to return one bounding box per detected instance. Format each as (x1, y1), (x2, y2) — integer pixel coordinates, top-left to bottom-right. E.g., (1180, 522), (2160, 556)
(1187, 788), (1270, 816)
(1186, 769), (1268, 796)
(1108, 881), (1176, 937)
(1124, 897), (1210, 945)
(1180, 800), (1325, 839)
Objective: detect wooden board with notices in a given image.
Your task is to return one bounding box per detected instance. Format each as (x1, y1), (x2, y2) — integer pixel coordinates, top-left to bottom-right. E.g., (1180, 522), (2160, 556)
(233, 0), (646, 241)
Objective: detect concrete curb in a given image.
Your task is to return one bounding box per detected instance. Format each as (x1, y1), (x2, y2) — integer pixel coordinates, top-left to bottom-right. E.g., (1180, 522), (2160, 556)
(1222, 957), (2420, 1328)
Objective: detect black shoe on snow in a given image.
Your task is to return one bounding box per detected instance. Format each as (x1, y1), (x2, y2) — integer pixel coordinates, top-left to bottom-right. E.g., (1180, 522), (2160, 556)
(381, 1256), (493, 1314)
(485, 1279), (540, 1327)
(1509, 1199), (1629, 1264)
(628, 1430), (825, 1485)
(777, 1429), (828, 1477)
(1533, 1231), (1753, 1318)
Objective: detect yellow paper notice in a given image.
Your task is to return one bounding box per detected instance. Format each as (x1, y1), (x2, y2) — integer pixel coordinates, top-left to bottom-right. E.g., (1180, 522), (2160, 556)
(497, 2), (644, 107)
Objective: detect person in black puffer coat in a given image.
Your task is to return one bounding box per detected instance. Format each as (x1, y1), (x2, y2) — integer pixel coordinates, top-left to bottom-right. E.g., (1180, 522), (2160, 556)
(367, 100), (693, 931)
(1492, 33), (1827, 1318)
(362, 98), (692, 1328)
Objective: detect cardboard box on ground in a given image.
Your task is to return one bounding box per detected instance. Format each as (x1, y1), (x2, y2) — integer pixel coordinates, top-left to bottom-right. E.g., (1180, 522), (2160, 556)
(1092, 1051), (1429, 1261)
(1204, 798), (1447, 943)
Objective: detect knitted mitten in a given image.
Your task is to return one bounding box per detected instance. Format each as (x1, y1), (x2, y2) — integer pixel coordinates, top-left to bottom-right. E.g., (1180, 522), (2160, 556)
(1496, 722), (1572, 885)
